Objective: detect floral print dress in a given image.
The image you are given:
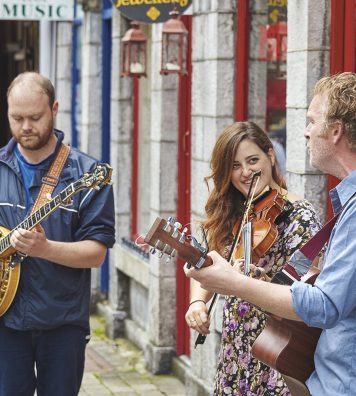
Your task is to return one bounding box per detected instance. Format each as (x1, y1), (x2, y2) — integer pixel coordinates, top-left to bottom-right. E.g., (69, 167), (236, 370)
(213, 200), (322, 396)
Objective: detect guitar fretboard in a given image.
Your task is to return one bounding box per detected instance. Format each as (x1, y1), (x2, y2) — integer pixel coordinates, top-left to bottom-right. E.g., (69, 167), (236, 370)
(0, 183), (77, 255)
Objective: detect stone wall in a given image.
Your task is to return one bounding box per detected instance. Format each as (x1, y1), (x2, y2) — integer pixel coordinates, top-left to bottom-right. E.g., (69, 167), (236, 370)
(286, 0), (330, 222)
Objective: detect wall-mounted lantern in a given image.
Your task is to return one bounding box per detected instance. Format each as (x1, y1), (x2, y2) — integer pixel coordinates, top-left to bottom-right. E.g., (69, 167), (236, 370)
(121, 20), (147, 77)
(160, 9), (188, 75)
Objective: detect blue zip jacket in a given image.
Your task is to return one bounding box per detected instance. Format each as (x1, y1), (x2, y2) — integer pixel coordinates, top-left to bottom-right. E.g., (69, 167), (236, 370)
(0, 130), (115, 332)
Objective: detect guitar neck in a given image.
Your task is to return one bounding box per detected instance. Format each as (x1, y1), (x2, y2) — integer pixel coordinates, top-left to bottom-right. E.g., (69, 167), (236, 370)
(0, 183), (77, 255)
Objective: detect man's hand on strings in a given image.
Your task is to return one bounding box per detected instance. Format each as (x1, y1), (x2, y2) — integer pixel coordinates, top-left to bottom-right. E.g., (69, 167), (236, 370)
(10, 225), (49, 258)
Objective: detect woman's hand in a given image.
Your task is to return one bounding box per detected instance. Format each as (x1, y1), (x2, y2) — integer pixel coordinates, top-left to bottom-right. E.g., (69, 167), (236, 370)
(235, 261), (271, 282)
(185, 300), (210, 335)
(252, 265), (271, 282)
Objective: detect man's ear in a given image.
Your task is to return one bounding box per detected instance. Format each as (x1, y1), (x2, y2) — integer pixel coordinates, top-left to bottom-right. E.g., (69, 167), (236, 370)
(52, 100), (59, 117)
(332, 120), (343, 145)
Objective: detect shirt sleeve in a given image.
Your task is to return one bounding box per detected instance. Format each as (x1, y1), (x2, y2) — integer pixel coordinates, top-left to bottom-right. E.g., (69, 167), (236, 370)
(291, 202), (356, 329)
(74, 180), (116, 248)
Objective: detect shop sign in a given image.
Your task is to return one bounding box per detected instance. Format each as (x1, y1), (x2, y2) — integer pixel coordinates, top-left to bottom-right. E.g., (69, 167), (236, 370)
(268, 0), (287, 24)
(112, 0), (192, 24)
(259, 0), (288, 61)
(0, 0), (74, 21)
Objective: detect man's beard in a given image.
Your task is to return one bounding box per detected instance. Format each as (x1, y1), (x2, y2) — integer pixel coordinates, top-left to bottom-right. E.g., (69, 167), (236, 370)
(15, 122), (54, 151)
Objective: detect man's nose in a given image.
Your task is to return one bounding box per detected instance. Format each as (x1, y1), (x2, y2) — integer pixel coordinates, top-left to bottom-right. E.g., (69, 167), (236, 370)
(22, 119), (32, 131)
(304, 122), (311, 139)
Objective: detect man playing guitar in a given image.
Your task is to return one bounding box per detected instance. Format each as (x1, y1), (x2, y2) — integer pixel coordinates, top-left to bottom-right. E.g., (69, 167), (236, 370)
(185, 72), (356, 396)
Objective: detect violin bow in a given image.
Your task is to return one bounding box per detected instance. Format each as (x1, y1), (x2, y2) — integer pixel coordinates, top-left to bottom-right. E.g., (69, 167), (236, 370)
(242, 222), (252, 275)
(194, 170), (261, 348)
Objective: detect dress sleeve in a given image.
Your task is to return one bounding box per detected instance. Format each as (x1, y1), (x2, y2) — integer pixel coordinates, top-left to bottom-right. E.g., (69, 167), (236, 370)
(259, 200), (322, 276)
(279, 200), (322, 255)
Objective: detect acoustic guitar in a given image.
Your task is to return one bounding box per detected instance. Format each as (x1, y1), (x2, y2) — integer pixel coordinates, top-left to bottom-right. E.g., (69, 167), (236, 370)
(0, 163), (112, 317)
(251, 263), (321, 396)
(144, 216), (320, 396)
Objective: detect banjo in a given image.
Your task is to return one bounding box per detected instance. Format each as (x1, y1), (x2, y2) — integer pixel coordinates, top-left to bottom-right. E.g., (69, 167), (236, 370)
(0, 163), (112, 317)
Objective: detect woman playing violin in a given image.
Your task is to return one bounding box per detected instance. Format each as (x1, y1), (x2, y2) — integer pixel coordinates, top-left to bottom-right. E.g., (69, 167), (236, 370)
(185, 121), (321, 395)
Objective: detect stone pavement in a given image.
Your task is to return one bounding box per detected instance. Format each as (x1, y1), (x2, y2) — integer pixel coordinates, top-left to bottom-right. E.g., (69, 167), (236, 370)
(79, 316), (186, 396)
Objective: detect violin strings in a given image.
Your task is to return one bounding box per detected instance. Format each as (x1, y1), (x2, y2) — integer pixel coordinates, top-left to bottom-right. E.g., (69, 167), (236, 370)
(229, 172), (261, 265)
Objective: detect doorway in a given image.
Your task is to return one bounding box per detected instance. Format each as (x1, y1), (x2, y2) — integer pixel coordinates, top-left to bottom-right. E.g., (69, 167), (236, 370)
(0, 20), (39, 147)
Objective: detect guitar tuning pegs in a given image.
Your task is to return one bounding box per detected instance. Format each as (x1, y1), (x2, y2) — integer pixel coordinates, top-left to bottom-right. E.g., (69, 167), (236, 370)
(174, 221), (182, 229)
(179, 227), (188, 243)
(165, 256), (171, 264)
(150, 247), (156, 254)
(167, 217), (175, 226)
(158, 251), (164, 258)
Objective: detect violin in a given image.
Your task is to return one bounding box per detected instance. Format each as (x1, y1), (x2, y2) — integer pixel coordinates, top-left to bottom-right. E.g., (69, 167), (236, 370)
(194, 172), (292, 348)
(233, 188), (291, 263)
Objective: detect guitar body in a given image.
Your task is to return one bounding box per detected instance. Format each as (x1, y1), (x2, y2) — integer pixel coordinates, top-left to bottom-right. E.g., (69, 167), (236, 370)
(0, 226), (20, 317)
(251, 267), (321, 396)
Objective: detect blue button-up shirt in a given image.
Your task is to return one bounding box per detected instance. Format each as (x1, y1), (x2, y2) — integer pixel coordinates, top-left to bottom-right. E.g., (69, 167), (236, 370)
(291, 170), (356, 395)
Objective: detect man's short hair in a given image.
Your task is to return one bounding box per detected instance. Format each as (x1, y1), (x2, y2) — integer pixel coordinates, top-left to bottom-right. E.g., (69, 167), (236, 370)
(314, 72), (356, 150)
(7, 72), (56, 108)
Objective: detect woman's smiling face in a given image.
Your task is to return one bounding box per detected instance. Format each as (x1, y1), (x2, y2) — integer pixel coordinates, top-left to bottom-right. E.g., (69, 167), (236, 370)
(231, 139), (275, 198)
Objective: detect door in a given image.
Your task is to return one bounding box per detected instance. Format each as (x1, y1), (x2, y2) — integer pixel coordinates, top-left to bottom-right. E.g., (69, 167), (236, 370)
(0, 21), (39, 147)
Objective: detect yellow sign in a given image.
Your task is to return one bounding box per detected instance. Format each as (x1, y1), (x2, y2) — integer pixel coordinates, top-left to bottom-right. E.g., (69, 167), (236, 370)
(146, 6), (160, 21)
(113, 0), (192, 24)
(116, 0), (189, 6)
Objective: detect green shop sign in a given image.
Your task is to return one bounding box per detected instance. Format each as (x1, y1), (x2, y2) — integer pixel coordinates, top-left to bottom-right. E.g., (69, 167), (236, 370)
(0, 0), (74, 20)
(112, 0), (192, 24)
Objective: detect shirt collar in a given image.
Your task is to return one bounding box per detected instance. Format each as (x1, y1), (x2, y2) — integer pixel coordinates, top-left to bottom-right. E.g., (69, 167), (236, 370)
(330, 169), (356, 214)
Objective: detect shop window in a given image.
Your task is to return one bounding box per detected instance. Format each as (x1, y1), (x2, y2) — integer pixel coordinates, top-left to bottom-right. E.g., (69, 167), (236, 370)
(248, 1), (287, 172)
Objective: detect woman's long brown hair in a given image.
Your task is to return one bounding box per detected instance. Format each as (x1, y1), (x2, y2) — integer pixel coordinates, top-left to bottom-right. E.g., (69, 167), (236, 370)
(201, 121), (286, 254)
